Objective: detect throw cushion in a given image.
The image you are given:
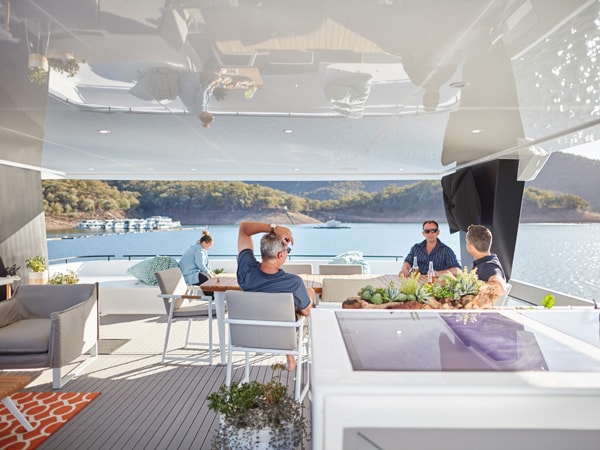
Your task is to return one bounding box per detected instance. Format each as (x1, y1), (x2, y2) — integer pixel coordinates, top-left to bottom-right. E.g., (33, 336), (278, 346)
(127, 256), (179, 285)
(329, 250), (371, 274)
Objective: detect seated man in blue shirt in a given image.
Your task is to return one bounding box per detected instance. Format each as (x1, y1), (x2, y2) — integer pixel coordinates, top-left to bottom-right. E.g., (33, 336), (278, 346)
(399, 220), (461, 277)
(465, 224), (507, 296)
(237, 221), (314, 371)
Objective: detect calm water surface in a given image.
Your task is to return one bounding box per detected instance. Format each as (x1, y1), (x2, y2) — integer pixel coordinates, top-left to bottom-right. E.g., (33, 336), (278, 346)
(47, 223), (600, 301)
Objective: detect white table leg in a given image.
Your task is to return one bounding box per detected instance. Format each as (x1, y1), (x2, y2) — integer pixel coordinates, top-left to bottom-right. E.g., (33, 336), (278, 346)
(214, 291), (226, 364)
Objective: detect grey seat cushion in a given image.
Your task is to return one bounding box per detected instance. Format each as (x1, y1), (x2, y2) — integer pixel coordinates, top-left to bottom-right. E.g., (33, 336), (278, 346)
(0, 318), (51, 353)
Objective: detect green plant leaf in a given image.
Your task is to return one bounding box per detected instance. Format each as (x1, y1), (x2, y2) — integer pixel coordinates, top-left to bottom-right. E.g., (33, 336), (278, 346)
(542, 294), (556, 309)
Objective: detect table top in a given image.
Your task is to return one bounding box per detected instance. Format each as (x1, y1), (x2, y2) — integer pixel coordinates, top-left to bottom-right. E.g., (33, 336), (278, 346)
(0, 276), (20, 286)
(200, 272), (400, 294)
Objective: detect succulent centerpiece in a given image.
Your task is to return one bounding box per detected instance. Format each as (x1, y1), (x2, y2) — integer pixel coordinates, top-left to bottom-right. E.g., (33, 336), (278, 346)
(343, 268), (500, 310)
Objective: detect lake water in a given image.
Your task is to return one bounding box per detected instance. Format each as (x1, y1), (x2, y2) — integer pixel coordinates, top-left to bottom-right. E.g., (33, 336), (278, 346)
(47, 222), (600, 301)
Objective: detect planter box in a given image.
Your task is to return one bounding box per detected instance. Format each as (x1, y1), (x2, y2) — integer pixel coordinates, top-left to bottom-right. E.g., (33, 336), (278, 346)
(28, 271), (48, 285)
(28, 53), (48, 71)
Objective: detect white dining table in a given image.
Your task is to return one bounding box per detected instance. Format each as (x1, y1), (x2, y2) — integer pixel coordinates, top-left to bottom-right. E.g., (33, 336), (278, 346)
(200, 273), (384, 364)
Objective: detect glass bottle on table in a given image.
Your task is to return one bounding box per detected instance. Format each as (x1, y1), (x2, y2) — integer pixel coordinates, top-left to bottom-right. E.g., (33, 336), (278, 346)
(410, 256), (419, 276)
(427, 261), (435, 283)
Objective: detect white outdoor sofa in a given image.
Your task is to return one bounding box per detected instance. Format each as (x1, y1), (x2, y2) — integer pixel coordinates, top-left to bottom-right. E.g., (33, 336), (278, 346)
(50, 259), (239, 315)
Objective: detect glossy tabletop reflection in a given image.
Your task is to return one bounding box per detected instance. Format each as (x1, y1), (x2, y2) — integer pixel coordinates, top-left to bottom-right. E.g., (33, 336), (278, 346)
(335, 310), (600, 372)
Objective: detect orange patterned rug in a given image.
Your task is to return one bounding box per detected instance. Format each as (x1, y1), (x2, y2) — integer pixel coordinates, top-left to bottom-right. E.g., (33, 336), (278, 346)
(0, 391), (100, 450)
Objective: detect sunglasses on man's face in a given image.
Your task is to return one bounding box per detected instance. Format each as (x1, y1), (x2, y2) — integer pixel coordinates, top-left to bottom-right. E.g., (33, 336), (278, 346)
(281, 247), (292, 254)
(423, 228), (438, 234)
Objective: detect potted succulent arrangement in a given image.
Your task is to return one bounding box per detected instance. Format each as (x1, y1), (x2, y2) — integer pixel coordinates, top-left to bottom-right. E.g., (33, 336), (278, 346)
(344, 268), (500, 310)
(48, 269), (79, 285)
(207, 363), (309, 449)
(26, 256), (49, 284)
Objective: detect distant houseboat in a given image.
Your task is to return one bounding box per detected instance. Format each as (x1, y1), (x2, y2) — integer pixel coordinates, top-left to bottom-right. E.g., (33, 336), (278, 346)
(75, 216), (181, 231)
(75, 219), (104, 229)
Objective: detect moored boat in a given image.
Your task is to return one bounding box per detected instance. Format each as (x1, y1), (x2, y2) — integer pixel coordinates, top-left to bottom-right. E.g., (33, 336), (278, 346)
(314, 220), (351, 229)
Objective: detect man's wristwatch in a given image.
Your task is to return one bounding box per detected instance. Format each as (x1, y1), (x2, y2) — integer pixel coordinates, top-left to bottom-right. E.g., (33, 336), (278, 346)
(270, 223), (277, 233)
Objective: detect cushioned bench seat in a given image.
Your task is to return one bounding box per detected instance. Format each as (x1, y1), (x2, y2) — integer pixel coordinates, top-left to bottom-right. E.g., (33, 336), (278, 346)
(51, 260), (164, 315)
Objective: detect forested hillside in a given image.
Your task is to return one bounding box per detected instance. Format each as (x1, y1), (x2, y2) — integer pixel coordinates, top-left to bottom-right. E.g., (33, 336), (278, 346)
(258, 153), (600, 212)
(42, 177), (598, 228)
(524, 152), (600, 212)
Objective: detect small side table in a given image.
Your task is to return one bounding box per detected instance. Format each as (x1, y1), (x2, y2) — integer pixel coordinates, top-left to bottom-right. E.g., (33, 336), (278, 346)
(0, 276), (20, 299)
(0, 375), (33, 432)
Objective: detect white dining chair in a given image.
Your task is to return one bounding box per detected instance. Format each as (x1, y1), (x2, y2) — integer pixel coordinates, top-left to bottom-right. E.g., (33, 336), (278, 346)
(318, 264), (363, 275)
(224, 290), (310, 402)
(320, 277), (385, 303)
(155, 267), (214, 363)
(494, 282), (513, 307)
(282, 263), (313, 274)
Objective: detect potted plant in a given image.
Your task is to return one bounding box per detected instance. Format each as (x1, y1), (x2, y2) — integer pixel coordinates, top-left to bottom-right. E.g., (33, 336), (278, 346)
(26, 256), (48, 284)
(6, 264), (20, 277)
(48, 269), (79, 285)
(48, 56), (82, 78)
(207, 363), (309, 449)
(28, 63), (49, 85)
(26, 21), (50, 84)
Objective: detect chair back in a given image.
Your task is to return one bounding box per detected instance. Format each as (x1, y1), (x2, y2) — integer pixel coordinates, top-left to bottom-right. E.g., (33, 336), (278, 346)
(321, 277), (385, 302)
(318, 264), (363, 275)
(494, 282), (513, 307)
(13, 284), (97, 317)
(282, 263), (313, 274)
(155, 267), (188, 313)
(225, 291), (297, 350)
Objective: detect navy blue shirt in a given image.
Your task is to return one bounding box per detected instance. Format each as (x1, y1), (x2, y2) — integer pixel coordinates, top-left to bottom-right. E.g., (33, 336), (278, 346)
(404, 239), (460, 273)
(472, 253), (506, 282)
(236, 249), (311, 310)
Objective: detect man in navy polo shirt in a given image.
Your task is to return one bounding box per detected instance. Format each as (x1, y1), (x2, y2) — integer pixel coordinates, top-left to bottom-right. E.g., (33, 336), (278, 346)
(465, 224), (507, 295)
(236, 222), (314, 370)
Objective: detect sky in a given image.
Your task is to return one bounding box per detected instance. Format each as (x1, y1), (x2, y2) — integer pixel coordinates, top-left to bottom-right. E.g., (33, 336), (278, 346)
(559, 140), (600, 161)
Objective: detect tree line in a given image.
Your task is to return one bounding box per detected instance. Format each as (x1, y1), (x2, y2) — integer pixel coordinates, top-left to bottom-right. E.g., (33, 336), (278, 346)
(41, 179), (591, 221)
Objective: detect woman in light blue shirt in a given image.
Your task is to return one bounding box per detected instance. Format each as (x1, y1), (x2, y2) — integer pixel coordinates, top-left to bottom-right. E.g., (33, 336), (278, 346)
(179, 230), (215, 285)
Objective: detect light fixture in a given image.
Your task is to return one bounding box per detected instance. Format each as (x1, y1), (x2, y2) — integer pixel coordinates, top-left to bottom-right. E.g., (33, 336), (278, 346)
(283, 129), (293, 134)
(449, 81), (466, 88)
(97, 129), (111, 134)
(471, 129), (482, 134)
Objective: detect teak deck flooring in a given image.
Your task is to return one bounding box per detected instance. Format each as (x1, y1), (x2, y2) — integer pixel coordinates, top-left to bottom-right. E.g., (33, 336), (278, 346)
(5, 313), (310, 450)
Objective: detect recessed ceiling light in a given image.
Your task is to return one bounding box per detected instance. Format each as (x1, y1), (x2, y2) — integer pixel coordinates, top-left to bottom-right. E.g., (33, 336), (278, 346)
(88, 168), (95, 171)
(449, 81), (466, 88)
(471, 129), (483, 134)
(190, 168), (197, 171)
(97, 129), (111, 134)
(283, 129), (293, 134)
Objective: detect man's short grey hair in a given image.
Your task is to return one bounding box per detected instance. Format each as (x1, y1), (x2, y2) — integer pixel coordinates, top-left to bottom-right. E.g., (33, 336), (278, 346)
(260, 232), (286, 259)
